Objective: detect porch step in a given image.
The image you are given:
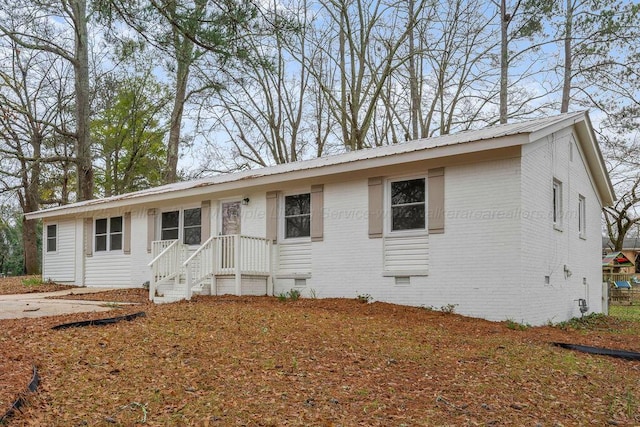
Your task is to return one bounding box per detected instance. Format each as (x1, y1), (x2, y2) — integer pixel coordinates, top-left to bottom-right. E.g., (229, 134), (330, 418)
(153, 295), (184, 304)
(154, 282), (188, 303)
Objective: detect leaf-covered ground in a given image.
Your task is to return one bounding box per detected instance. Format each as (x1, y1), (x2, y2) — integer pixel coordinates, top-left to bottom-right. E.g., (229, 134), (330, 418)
(47, 288), (151, 305)
(0, 276), (74, 295)
(1, 292), (639, 426)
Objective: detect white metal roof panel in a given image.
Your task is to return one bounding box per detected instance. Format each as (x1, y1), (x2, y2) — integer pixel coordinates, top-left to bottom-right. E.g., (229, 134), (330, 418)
(27, 112), (605, 218)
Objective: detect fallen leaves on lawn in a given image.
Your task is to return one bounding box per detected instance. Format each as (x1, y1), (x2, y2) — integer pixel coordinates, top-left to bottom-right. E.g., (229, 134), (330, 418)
(0, 276), (74, 295)
(0, 296), (639, 426)
(47, 288), (151, 305)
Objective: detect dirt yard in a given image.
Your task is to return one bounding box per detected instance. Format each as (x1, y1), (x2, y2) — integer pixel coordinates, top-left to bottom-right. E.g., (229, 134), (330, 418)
(0, 285), (639, 426)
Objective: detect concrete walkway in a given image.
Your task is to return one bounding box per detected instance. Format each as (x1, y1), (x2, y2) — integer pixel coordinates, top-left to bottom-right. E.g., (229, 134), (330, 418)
(0, 288), (135, 320)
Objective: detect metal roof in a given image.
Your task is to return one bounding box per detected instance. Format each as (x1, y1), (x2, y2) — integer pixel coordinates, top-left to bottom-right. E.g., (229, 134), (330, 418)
(26, 111), (614, 219)
(602, 252), (635, 267)
(602, 237), (640, 251)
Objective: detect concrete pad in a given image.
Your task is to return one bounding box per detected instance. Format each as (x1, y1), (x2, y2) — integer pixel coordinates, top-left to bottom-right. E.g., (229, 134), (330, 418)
(0, 288), (136, 320)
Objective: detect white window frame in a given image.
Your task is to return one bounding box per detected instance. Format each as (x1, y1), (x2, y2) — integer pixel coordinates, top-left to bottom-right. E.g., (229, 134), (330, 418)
(45, 223), (58, 253)
(553, 179), (563, 231)
(94, 216), (123, 253)
(385, 175), (428, 236)
(578, 195), (586, 239)
(159, 206), (202, 246)
(280, 190), (311, 242)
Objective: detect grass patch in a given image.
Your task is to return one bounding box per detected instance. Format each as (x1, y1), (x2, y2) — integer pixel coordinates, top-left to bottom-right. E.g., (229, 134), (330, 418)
(609, 305), (640, 321)
(21, 277), (44, 286)
(554, 312), (610, 330)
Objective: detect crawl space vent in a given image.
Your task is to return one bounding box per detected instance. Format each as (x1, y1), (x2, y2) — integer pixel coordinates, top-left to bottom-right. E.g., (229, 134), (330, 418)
(395, 276), (410, 286)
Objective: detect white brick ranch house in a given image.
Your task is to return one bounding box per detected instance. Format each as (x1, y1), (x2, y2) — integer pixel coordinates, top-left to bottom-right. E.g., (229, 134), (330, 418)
(26, 111), (614, 325)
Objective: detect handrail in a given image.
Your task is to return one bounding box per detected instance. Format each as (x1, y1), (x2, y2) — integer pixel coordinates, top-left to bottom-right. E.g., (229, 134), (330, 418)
(148, 239), (183, 301)
(182, 235), (216, 267)
(151, 234), (273, 302)
(148, 239), (179, 267)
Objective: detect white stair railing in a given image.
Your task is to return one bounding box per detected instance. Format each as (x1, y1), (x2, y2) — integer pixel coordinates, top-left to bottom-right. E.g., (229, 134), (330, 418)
(183, 235), (216, 300)
(148, 239), (182, 301)
(239, 235), (271, 275)
(177, 234), (274, 301)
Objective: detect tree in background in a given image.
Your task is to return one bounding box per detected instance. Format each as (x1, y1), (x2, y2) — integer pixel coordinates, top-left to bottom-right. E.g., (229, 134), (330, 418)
(0, 0), (94, 201)
(92, 72), (169, 196)
(0, 41), (75, 274)
(96, 0), (262, 183)
(0, 205), (30, 276)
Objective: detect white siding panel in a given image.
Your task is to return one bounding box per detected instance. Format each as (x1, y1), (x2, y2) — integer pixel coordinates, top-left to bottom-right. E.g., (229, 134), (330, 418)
(278, 242), (312, 274)
(43, 220), (76, 282)
(383, 235), (429, 272)
(130, 208), (152, 286)
(215, 277), (236, 295)
(85, 253), (132, 287)
(242, 277), (267, 295)
(212, 277), (266, 295)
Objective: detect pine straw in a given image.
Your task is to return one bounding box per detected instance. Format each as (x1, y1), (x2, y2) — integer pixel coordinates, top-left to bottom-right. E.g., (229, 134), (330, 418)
(1, 296), (639, 426)
(0, 276), (74, 295)
(47, 288), (151, 305)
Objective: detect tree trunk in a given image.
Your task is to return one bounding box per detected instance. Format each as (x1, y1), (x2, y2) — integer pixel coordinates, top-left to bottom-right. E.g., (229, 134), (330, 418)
(561, 0), (573, 113)
(499, 0), (509, 124)
(163, 60), (189, 184)
(408, 0), (419, 140)
(22, 139), (41, 274)
(161, 0), (206, 184)
(72, 0), (94, 201)
(22, 217), (40, 274)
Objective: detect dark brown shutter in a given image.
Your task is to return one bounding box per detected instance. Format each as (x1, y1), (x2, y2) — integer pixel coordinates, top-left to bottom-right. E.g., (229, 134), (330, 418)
(201, 200), (211, 242)
(368, 177), (383, 238)
(428, 168), (445, 234)
(84, 218), (93, 257)
(310, 185), (324, 242)
(266, 191), (278, 243)
(123, 212), (132, 254)
(147, 208), (157, 253)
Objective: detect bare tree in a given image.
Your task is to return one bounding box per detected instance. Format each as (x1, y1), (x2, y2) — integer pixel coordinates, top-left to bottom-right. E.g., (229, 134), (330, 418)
(0, 44), (74, 273)
(0, 0), (94, 200)
(305, 0), (426, 150)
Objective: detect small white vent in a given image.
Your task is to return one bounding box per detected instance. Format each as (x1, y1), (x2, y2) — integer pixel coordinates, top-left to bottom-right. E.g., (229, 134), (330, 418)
(294, 278), (307, 287)
(395, 276), (410, 286)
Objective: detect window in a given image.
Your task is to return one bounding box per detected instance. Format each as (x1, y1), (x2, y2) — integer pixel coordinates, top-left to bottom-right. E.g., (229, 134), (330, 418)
(553, 179), (562, 229)
(183, 208), (201, 245)
(161, 211), (179, 240)
(110, 217), (123, 250)
(161, 209), (201, 245)
(391, 178), (426, 231)
(46, 224), (57, 252)
(284, 193), (311, 238)
(578, 195), (586, 238)
(95, 216), (123, 252)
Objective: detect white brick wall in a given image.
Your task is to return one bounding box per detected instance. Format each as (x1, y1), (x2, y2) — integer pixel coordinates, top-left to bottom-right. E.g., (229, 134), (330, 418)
(46, 129), (605, 325)
(520, 129), (604, 325)
(274, 157), (526, 323)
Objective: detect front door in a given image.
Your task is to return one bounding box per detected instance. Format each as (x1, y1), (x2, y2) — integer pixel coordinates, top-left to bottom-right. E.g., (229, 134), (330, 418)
(220, 201), (241, 270)
(221, 201), (241, 235)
